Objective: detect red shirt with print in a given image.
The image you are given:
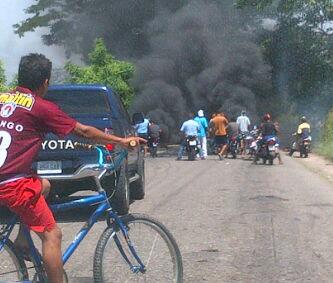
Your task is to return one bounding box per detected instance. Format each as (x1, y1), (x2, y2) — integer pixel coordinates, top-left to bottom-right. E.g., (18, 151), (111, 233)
(0, 87), (77, 181)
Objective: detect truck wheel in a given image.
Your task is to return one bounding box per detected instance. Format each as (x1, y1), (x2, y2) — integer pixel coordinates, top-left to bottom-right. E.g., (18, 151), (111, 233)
(130, 157), (145, 200)
(111, 165), (130, 215)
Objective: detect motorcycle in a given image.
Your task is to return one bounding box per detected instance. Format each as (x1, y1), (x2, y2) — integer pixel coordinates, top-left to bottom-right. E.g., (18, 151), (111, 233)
(289, 134), (311, 158)
(227, 134), (239, 159)
(239, 129), (259, 159)
(300, 136), (311, 158)
(254, 135), (278, 165)
(248, 137), (258, 159)
(148, 136), (159, 158)
(186, 136), (199, 161)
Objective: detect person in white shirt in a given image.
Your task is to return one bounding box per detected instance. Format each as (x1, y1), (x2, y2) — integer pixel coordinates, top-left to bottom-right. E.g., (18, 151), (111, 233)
(194, 110), (208, 160)
(237, 110), (251, 157)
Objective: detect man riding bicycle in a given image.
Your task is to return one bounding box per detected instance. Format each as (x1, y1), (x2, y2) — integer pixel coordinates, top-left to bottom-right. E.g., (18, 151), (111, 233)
(0, 53), (145, 283)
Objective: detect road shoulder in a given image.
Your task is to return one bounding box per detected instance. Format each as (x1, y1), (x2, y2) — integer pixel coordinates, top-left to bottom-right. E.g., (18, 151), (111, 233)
(288, 152), (333, 185)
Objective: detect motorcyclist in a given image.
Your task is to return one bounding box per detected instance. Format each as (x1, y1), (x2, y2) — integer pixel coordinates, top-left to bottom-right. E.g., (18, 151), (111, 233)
(148, 120), (162, 156)
(176, 113), (200, 160)
(134, 115), (150, 157)
(259, 113), (277, 139)
(227, 117), (239, 139)
(254, 113), (282, 164)
(148, 120), (162, 141)
(297, 116), (311, 139)
(226, 116), (240, 158)
(289, 116), (311, 157)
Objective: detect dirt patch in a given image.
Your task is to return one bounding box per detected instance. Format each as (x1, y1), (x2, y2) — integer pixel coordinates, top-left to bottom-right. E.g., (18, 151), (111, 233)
(290, 153), (333, 185)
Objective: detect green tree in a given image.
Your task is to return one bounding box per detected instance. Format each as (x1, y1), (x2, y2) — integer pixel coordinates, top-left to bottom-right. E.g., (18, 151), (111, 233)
(0, 60), (7, 92)
(65, 39), (135, 107)
(236, 0), (333, 20)
(318, 110), (333, 159)
(8, 75), (18, 90)
(237, 0), (333, 103)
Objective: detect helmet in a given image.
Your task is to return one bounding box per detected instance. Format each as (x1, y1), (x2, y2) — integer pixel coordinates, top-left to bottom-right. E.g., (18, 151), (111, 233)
(263, 113), (271, 121)
(241, 110), (246, 116)
(198, 110), (204, 117)
(300, 116), (307, 123)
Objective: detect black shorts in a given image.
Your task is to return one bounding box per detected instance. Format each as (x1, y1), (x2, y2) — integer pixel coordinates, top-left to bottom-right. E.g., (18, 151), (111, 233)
(215, 135), (227, 146)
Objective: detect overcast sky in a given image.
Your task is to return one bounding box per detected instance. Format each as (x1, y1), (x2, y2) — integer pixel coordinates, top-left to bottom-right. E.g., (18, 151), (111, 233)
(0, 0), (66, 81)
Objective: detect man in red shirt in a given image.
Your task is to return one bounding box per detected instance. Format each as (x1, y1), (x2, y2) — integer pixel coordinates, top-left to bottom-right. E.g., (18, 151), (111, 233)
(0, 54), (145, 283)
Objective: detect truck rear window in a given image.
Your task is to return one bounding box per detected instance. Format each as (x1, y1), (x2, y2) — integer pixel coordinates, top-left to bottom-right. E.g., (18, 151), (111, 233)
(45, 90), (110, 115)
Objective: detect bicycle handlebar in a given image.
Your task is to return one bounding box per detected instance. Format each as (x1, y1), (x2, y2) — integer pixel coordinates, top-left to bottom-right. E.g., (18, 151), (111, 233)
(73, 141), (133, 167)
(74, 140), (138, 150)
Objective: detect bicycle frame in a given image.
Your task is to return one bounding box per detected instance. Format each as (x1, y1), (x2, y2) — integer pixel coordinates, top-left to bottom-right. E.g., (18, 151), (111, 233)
(0, 147), (146, 279)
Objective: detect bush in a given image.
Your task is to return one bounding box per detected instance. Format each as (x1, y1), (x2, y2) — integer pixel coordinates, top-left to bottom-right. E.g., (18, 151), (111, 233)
(65, 39), (135, 108)
(318, 111), (333, 159)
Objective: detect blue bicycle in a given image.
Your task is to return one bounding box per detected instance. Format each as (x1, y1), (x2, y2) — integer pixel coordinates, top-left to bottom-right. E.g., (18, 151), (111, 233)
(0, 143), (183, 282)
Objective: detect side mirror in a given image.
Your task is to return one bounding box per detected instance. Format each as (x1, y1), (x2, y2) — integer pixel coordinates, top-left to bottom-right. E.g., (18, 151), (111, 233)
(132, 112), (144, 124)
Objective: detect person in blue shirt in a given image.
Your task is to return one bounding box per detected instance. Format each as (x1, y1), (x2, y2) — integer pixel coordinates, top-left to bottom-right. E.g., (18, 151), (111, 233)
(135, 117), (150, 156)
(194, 110), (208, 160)
(176, 113), (200, 160)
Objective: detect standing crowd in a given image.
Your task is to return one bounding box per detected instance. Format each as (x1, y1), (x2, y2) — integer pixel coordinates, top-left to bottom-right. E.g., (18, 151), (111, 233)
(134, 110), (311, 163)
(175, 110), (292, 165)
(176, 110), (252, 161)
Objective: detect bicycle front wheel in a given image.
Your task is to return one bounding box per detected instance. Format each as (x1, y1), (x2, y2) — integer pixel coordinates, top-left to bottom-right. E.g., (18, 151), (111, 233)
(93, 213), (183, 283)
(0, 238), (28, 281)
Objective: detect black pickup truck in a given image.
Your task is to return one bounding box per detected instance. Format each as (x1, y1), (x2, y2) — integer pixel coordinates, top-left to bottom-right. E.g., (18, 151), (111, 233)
(32, 84), (145, 215)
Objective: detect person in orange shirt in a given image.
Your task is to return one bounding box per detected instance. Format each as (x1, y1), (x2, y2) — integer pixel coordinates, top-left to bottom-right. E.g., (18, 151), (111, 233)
(211, 112), (229, 160)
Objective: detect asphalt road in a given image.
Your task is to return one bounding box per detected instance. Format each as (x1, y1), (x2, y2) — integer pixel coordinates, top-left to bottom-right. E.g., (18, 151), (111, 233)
(55, 155), (333, 282)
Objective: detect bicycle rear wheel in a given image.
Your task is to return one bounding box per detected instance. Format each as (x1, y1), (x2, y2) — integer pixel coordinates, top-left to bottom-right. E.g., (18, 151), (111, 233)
(93, 213), (183, 283)
(0, 238), (28, 281)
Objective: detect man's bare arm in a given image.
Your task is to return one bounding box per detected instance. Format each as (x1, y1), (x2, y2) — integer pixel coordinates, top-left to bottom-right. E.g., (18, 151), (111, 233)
(73, 122), (146, 148)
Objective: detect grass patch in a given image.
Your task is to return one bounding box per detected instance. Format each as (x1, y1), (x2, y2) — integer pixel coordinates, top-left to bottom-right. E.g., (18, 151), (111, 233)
(317, 111), (333, 160)
(317, 141), (333, 160)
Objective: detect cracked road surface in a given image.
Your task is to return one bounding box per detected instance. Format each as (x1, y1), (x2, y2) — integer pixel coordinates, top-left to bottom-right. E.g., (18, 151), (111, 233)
(59, 155), (333, 282)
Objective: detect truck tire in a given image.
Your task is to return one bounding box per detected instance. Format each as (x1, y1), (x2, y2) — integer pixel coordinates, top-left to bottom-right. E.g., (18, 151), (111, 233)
(111, 165), (130, 215)
(130, 157), (145, 200)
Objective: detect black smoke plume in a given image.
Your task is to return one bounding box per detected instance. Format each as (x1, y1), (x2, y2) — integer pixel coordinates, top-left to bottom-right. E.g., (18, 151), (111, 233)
(130, 0), (272, 141)
(17, 0), (272, 142)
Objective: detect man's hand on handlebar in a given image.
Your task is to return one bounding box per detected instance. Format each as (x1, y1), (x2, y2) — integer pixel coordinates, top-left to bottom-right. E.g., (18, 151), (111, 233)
(120, 137), (147, 149)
